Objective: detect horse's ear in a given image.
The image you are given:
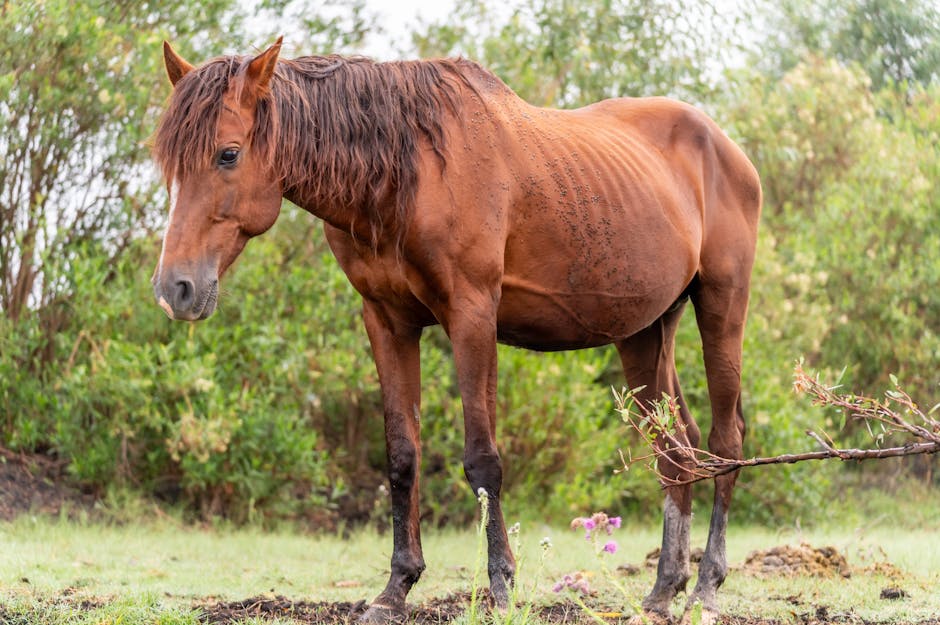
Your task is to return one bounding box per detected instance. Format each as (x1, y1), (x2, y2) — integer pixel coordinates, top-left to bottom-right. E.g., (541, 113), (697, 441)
(163, 41), (194, 87)
(245, 36), (283, 97)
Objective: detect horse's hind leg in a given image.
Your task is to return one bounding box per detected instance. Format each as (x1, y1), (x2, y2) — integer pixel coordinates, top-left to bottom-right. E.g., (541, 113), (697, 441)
(617, 302), (701, 623)
(358, 302), (426, 623)
(683, 277), (750, 625)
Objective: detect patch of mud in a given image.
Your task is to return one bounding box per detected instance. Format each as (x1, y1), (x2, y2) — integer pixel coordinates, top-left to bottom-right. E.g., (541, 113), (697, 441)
(0, 447), (97, 521)
(739, 543), (851, 578)
(197, 593), (625, 625)
(4, 591), (937, 625)
(196, 592), (498, 625)
(197, 595), (368, 624)
(193, 593), (940, 625)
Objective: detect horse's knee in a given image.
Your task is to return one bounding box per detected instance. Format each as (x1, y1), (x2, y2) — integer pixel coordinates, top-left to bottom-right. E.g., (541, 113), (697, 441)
(387, 438), (419, 492)
(463, 447), (503, 495)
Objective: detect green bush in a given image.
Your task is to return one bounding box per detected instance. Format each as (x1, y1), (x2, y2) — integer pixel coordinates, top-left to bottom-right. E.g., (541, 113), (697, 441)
(709, 57), (940, 510)
(4, 9), (939, 528)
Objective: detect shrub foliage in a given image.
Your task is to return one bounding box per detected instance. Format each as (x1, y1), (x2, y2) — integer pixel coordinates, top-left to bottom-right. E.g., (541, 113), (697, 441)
(1, 0), (938, 527)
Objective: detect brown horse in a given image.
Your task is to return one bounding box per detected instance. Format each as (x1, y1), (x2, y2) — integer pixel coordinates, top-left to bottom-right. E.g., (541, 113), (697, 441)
(152, 38), (761, 625)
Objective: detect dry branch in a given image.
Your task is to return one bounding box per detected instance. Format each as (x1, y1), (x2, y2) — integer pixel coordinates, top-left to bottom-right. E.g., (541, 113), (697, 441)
(615, 363), (940, 488)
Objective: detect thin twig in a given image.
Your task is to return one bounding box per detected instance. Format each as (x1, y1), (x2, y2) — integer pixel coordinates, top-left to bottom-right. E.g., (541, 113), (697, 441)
(615, 364), (940, 488)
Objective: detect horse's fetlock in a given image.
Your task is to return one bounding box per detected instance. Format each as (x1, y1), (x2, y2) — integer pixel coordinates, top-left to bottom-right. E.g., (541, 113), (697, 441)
(391, 552), (425, 584)
(488, 560), (515, 582)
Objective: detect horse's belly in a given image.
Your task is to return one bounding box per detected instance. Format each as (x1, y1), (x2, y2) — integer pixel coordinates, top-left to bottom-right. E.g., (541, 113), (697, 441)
(495, 272), (688, 352)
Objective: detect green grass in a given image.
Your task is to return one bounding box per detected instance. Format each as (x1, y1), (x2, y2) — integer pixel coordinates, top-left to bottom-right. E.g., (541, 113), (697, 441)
(1, 512), (938, 624)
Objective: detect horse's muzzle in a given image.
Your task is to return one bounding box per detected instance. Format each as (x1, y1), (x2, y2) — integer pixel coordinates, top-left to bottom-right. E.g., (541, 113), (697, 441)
(154, 271), (219, 321)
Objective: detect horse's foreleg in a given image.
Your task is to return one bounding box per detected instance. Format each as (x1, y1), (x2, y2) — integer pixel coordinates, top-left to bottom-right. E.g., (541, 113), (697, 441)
(684, 282), (749, 625)
(358, 303), (425, 624)
(447, 304), (515, 607)
(617, 305), (700, 623)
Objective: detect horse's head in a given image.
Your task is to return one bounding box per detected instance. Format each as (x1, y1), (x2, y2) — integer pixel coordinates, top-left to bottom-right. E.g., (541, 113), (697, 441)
(152, 39), (284, 321)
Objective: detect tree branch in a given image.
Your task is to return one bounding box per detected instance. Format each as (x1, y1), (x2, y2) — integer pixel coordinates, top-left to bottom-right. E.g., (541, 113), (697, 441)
(615, 363), (940, 488)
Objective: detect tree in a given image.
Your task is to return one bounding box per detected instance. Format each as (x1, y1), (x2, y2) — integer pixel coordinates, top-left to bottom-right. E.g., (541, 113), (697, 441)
(837, 0), (940, 91)
(0, 1), (236, 333)
(755, 0), (940, 92)
(0, 0), (372, 364)
(412, 0), (729, 108)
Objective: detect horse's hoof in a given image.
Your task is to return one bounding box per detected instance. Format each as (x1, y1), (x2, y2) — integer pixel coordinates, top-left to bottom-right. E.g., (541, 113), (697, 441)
(679, 607), (718, 625)
(356, 602), (407, 624)
(489, 584), (509, 610)
(626, 610), (673, 625)
(488, 564), (514, 609)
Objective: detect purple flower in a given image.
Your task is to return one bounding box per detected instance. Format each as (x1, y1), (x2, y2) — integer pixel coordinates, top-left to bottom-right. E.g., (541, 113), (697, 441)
(609, 516), (622, 529)
(583, 519), (596, 530)
(552, 581), (564, 593)
(603, 541), (618, 554)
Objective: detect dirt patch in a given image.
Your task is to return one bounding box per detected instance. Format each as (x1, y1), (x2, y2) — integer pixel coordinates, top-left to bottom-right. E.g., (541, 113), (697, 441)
(0, 447), (97, 521)
(196, 595), (367, 624)
(2, 590), (937, 625)
(192, 593), (940, 625)
(739, 543), (852, 578)
(197, 592), (630, 625)
(196, 593), (486, 625)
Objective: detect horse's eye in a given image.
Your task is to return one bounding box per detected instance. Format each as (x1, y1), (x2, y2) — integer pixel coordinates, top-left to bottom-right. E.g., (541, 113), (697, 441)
(218, 147), (239, 167)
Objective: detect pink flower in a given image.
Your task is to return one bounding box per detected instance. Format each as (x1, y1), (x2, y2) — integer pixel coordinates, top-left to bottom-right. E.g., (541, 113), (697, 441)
(609, 516), (622, 529)
(583, 518), (596, 530)
(603, 541), (618, 554)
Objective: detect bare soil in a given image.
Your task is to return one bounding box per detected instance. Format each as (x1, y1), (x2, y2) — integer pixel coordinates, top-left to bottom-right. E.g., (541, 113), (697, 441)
(0, 447), (97, 521)
(740, 543), (852, 578)
(193, 592), (940, 625)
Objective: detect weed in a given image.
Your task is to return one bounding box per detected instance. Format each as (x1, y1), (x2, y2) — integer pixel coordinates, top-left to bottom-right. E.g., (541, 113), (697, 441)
(552, 512), (646, 623)
(464, 489), (551, 625)
(467, 487), (490, 625)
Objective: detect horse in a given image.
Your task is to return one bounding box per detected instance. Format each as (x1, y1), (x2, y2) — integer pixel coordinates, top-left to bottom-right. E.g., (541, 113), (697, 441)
(152, 38), (761, 625)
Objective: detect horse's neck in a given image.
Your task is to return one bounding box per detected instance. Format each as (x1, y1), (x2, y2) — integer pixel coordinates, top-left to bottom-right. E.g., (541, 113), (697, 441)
(282, 186), (380, 244)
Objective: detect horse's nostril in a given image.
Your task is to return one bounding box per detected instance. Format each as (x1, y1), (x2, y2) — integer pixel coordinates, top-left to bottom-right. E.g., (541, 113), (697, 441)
(174, 279), (195, 308)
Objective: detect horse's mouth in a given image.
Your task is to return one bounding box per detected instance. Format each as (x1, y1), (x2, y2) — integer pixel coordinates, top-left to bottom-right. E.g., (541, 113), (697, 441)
(195, 281), (219, 320)
(156, 279), (219, 321)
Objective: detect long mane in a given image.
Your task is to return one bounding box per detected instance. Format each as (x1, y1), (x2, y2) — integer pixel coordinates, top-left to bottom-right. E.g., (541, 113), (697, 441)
(153, 53), (490, 245)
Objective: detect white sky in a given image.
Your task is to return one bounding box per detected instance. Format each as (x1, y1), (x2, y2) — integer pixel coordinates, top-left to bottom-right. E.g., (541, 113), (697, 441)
(360, 0), (458, 58)
(260, 0), (747, 62)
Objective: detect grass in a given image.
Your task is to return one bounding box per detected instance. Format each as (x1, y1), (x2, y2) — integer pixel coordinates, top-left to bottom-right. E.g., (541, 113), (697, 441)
(1, 507), (939, 624)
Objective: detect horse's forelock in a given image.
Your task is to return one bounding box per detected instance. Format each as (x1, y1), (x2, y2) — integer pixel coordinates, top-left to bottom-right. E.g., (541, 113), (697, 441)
(153, 56), (244, 183)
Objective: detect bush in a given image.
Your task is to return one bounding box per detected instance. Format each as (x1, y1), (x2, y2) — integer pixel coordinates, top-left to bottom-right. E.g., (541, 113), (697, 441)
(4, 48), (938, 528)
(709, 57), (940, 509)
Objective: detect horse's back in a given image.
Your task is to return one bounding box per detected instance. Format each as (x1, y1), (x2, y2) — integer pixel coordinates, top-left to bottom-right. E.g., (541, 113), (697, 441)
(454, 93), (758, 350)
